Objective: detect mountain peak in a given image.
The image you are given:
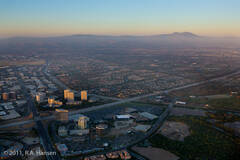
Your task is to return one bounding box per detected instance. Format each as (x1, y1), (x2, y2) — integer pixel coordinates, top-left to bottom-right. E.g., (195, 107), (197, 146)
(172, 32), (199, 37)
(151, 32), (200, 38)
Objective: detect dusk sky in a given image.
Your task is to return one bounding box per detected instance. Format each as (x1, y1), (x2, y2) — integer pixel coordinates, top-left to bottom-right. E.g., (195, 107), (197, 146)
(1, 0), (240, 37)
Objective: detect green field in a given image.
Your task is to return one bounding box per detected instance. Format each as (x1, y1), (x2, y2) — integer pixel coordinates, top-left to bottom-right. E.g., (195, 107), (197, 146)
(188, 96), (240, 111)
(149, 116), (240, 160)
(0, 59), (46, 67)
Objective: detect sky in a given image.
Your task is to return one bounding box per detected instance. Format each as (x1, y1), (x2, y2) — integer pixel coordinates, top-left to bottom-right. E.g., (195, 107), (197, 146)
(0, 0), (240, 37)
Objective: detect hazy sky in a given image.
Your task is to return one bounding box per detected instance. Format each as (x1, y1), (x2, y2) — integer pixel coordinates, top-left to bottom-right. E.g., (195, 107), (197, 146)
(1, 0), (240, 37)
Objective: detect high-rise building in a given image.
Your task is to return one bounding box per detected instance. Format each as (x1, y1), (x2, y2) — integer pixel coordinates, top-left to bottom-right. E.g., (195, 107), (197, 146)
(81, 90), (88, 101)
(2, 93), (8, 101)
(64, 89), (74, 101)
(48, 96), (55, 107)
(68, 92), (74, 101)
(36, 92), (45, 103)
(64, 90), (69, 99)
(48, 97), (62, 107)
(78, 116), (89, 129)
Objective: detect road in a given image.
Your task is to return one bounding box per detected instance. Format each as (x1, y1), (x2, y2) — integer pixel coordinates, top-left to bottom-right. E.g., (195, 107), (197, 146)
(87, 101), (174, 158)
(124, 102), (174, 150)
(36, 120), (61, 160)
(1, 70), (240, 129)
(128, 150), (147, 160)
(1, 66), (240, 159)
(43, 64), (240, 115)
(17, 69), (61, 160)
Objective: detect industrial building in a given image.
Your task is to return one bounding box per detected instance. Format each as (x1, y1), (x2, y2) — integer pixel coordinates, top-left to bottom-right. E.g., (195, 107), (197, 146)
(133, 125), (151, 132)
(139, 112), (158, 120)
(55, 109), (69, 122)
(115, 114), (132, 120)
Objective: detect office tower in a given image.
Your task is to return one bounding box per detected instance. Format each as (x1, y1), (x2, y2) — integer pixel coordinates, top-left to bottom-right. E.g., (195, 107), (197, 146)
(64, 89), (69, 99)
(48, 97), (55, 107)
(78, 116), (88, 129)
(36, 92), (45, 103)
(64, 89), (74, 101)
(81, 90), (88, 101)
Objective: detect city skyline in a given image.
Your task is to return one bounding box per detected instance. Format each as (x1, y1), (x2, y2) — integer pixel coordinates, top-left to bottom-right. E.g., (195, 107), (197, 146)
(1, 0), (240, 38)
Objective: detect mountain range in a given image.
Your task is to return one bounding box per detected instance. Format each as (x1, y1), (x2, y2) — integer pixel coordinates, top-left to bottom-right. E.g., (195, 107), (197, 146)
(0, 32), (239, 55)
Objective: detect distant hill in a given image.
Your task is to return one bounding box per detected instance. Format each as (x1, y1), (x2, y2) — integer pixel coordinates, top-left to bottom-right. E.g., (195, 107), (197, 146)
(0, 32), (239, 56)
(69, 32), (200, 39)
(150, 32), (200, 38)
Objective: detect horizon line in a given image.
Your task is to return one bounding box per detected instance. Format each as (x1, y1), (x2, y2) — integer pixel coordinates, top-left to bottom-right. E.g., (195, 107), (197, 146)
(1, 32), (240, 39)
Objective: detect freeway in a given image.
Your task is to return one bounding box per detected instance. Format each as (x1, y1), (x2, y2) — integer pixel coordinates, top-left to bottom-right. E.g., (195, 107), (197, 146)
(1, 70), (240, 129)
(69, 70), (240, 115)
(36, 120), (61, 160)
(44, 64), (240, 116)
(83, 101), (174, 158)
(0, 119), (34, 128)
(116, 101), (174, 151)
(0, 67), (239, 160)
(127, 104), (174, 160)
(88, 93), (121, 101)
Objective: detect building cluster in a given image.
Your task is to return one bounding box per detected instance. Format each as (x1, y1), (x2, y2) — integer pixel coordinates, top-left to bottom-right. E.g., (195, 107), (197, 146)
(51, 105), (161, 158)
(45, 89), (88, 107)
(49, 56), (197, 98)
(49, 49), (240, 99)
(57, 114), (90, 137)
(0, 67), (27, 120)
(48, 96), (63, 107)
(35, 88), (88, 108)
(20, 67), (58, 98)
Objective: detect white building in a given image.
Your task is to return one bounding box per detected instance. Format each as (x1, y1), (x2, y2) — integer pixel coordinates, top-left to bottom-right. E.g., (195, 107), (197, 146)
(115, 114), (132, 120)
(175, 101), (186, 105)
(139, 112), (158, 120)
(58, 126), (68, 137)
(69, 129), (89, 136)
